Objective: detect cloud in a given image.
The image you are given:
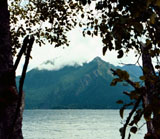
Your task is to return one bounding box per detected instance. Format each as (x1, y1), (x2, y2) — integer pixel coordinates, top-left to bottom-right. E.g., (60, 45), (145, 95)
(15, 28), (139, 75)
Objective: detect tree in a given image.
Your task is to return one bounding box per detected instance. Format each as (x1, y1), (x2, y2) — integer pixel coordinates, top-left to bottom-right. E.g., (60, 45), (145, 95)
(0, 0), (25, 138)
(0, 0), (83, 138)
(77, 0), (160, 138)
(2, 0), (160, 138)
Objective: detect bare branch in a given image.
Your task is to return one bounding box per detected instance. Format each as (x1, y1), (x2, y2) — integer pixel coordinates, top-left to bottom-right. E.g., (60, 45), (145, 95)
(10, 35), (34, 137)
(13, 35), (29, 71)
(122, 95), (143, 139)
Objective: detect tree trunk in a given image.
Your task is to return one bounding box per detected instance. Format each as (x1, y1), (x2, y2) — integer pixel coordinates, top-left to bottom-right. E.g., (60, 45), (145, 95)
(141, 43), (160, 138)
(0, 0), (24, 138)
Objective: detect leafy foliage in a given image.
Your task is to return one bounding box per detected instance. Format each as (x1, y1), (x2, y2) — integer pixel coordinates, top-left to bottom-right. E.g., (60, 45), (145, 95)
(9, 0), (83, 55)
(76, 0), (160, 138)
(81, 0), (160, 58)
(9, 0), (160, 138)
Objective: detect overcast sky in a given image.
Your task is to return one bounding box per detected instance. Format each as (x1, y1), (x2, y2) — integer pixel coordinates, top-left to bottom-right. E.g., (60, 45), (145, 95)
(13, 1), (143, 75)
(15, 27), (139, 75)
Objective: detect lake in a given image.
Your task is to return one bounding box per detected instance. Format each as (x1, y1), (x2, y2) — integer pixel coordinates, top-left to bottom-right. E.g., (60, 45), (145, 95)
(22, 110), (146, 139)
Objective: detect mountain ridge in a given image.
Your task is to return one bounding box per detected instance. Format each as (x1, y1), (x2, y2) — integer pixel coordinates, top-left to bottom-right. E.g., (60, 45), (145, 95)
(17, 57), (142, 109)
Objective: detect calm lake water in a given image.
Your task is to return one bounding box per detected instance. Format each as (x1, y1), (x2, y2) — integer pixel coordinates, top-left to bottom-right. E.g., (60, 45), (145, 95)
(22, 110), (146, 139)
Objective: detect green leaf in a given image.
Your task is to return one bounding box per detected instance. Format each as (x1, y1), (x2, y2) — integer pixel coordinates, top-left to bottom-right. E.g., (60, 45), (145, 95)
(81, 14), (84, 18)
(87, 30), (91, 35)
(108, 42), (114, 51)
(139, 76), (145, 81)
(120, 107), (124, 119)
(110, 78), (123, 86)
(133, 22), (143, 33)
(103, 46), (107, 56)
(117, 50), (123, 58)
(155, 0), (160, 7)
(135, 82), (140, 88)
(130, 91), (139, 100)
(102, 39), (108, 44)
(119, 127), (124, 136)
(130, 126), (137, 134)
(116, 100), (123, 104)
(93, 31), (98, 36)
(146, 39), (151, 46)
(116, 69), (129, 80)
(81, 0), (87, 6)
(155, 65), (160, 69)
(124, 91), (139, 100)
(150, 13), (156, 24)
(100, 24), (108, 33)
(95, 19), (98, 24)
(79, 23), (82, 27)
(110, 81), (116, 86)
(147, 0), (152, 7)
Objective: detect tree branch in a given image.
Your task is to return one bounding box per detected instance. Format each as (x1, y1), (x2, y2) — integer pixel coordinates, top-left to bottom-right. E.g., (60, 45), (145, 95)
(122, 95), (142, 139)
(110, 68), (143, 139)
(13, 35), (29, 71)
(111, 69), (139, 89)
(10, 35), (34, 137)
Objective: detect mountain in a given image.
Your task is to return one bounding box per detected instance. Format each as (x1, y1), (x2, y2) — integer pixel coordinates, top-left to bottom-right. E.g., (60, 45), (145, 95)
(17, 57), (141, 109)
(121, 64), (142, 80)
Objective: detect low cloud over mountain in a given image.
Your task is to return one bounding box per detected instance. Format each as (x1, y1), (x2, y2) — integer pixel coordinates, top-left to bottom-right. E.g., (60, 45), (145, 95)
(17, 57), (142, 109)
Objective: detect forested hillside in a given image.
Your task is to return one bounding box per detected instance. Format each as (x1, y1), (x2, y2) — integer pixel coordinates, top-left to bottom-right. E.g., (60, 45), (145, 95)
(17, 57), (142, 109)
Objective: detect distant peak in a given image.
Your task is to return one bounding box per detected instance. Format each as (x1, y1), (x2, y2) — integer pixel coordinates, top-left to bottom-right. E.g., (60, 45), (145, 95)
(92, 57), (106, 65)
(93, 57), (102, 62)
(90, 57), (113, 68)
